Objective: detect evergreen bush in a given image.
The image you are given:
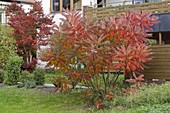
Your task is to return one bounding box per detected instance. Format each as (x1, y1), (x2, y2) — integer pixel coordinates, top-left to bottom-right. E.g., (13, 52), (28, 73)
(0, 69), (5, 83)
(4, 54), (23, 85)
(33, 68), (45, 85)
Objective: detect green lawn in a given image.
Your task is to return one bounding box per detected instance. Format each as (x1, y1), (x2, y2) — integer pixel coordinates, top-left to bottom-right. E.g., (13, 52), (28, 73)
(0, 86), (119, 113)
(0, 83), (170, 113)
(0, 86), (127, 113)
(0, 86), (86, 113)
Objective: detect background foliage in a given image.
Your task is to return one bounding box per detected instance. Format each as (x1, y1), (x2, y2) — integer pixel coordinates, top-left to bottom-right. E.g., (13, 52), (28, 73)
(5, 1), (54, 72)
(4, 54), (23, 85)
(33, 68), (45, 85)
(0, 25), (15, 70)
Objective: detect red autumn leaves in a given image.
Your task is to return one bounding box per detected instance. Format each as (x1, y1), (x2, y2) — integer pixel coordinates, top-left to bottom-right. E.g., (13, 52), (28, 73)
(5, 1), (53, 72)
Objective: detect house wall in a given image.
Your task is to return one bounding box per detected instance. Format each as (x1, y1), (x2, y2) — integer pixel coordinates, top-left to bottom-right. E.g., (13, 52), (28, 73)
(106, 0), (132, 6)
(150, 13), (170, 32)
(0, 1), (32, 24)
(0, 1), (11, 24)
(40, 0), (97, 26)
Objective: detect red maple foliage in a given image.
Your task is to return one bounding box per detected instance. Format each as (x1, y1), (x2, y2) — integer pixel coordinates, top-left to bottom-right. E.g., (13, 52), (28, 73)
(5, 1), (54, 72)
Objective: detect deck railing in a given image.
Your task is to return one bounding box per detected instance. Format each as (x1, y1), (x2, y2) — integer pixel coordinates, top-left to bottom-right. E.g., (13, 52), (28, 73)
(84, 0), (170, 19)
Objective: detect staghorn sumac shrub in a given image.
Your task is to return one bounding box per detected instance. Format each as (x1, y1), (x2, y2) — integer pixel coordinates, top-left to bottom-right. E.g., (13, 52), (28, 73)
(5, 1), (54, 72)
(40, 10), (158, 108)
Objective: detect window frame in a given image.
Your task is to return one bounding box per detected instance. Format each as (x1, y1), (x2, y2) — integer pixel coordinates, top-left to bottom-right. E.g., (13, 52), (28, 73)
(51, 0), (82, 12)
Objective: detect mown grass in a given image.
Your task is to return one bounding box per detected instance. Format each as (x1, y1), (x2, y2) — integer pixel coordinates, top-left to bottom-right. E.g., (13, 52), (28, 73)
(0, 86), (85, 113)
(0, 86), (119, 113)
(0, 81), (170, 113)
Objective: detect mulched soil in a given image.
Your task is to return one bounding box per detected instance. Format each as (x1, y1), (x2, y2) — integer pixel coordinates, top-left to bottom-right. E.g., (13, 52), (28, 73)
(0, 83), (5, 87)
(36, 85), (56, 93)
(0, 83), (56, 93)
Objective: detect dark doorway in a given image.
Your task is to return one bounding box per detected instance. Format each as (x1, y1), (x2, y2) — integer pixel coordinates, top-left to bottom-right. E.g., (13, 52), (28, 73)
(97, 0), (102, 7)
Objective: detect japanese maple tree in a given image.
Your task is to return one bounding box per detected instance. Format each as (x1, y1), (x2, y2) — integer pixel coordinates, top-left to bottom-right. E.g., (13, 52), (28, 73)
(5, 1), (53, 72)
(40, 10), (158, 107)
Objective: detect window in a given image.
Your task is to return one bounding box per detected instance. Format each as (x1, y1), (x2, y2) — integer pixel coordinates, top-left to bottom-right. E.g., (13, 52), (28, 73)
(0, 12), (6, 25)
(97, 0), (103, 7)
(134, 0), (144, 4)
(51, 0), (82, 12)
(145, 0), (161, 2)
(52, 0), (60, 11)
(63, 0), (70, 9)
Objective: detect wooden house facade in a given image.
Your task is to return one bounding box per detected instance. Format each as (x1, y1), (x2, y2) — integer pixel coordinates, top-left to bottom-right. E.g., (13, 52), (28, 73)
(0, 0), (34, 25)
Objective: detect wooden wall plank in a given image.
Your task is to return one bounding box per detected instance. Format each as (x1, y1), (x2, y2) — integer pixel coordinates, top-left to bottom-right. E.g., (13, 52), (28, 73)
(143, 45), (170, 80)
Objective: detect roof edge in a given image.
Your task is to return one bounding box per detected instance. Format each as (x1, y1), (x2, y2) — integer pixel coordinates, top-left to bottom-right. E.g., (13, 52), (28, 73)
(15, 0), (35, 4)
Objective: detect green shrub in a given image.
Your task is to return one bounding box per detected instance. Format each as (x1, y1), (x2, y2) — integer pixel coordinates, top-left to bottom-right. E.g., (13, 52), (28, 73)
(19, 70), (33, 83)
(45, 67), (57, 74)
(0, 69), (5, 83)
(17, 70), (34, 88)
(24, 80), (36, 89)
(0, 26), (15, 70)
(113, 83), (170, 108)
(45, 73), (56, 84)
(4, 54), (23, 85)
(33, 68), (45, 85)
(125, 103), (170, 113)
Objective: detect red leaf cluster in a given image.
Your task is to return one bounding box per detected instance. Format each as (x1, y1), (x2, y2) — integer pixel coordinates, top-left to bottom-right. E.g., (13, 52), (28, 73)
(105, 92), (114, 99)
(6, 1), (54, 72)
(126, 72), (145, 88)
(96, 100), (105, 109)
(114, 44), (152, 72)
(53, 77), (70, 94)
